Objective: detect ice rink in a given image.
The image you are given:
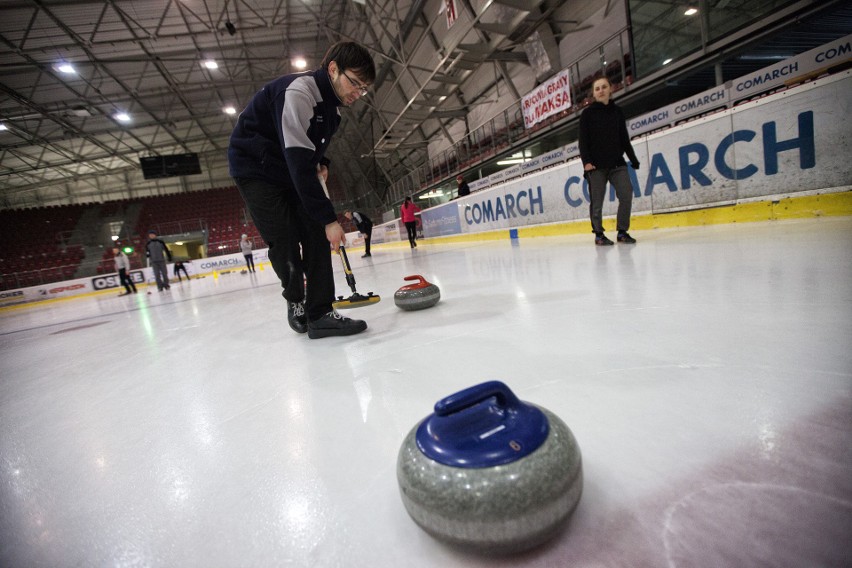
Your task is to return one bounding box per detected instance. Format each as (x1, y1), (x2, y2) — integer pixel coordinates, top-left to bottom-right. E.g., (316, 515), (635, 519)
(1, 217), (851, 567)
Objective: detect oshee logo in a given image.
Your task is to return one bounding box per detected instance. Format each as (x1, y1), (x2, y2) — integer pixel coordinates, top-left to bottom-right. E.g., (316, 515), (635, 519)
(92, 271), (144, 290)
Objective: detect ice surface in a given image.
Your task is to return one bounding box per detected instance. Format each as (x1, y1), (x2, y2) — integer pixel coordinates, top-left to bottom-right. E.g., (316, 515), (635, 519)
(1, 218), (850, 567)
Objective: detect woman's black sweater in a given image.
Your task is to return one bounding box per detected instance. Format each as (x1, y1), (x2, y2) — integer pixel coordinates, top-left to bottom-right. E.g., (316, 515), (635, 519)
(578, 100), (639, 169)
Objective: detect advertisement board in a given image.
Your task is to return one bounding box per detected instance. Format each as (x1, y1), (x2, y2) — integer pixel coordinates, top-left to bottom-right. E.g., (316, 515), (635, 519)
(422, 71), (850, 237)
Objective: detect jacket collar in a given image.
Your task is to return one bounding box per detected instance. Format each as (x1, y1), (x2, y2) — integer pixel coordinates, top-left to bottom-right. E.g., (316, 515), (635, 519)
(314, 68), (342, 106)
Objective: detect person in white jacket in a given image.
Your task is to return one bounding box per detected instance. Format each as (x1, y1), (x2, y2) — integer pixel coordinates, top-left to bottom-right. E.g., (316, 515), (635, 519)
(240, 234), (255, 273)
(113, 246), (137, 295)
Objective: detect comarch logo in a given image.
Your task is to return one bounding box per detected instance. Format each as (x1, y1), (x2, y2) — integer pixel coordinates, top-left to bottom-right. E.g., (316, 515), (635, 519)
(814, 40), (850, 63)
(199, 258), (242, 270)
(735, 62), (799, 92)
(464, 187), (544, 225)
(630, 110), (669, 131)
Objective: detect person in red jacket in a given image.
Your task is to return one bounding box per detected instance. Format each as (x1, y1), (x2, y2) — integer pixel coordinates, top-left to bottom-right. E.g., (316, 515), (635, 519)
(400, 196), (421, 248)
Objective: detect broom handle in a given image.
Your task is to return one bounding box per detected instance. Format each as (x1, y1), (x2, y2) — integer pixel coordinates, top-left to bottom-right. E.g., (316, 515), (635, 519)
(338, 245), (357, 293)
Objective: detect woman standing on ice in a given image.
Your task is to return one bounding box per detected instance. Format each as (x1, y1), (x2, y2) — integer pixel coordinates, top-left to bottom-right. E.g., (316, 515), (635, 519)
(579, 76), (640, 246)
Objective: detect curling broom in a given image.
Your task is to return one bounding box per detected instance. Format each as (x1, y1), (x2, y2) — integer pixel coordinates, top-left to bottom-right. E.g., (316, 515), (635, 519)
(333, 245), (381, 309)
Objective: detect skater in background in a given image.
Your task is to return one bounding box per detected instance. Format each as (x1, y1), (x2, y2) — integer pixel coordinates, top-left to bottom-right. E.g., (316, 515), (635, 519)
(113, 246), (137, 295)
(145, 229), (172, 291)
(344, 210), (373, 257)
(173, 259), (190, 282)
(228, 41), (374, 339)
(240, 234), (256, 273)
(400, 196), (421, 248)
(579, 76), (640, 246)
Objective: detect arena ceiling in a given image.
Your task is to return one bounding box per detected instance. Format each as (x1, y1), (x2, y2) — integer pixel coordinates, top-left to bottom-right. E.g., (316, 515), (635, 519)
(0, 0), (598, 210)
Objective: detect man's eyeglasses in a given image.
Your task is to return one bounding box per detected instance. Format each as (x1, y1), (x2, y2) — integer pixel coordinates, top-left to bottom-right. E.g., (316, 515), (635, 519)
(341, 71), (369, 96)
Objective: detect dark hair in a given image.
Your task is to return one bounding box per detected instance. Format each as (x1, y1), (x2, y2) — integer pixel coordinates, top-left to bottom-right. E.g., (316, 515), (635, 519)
(592, 76), (611, 88)
(322, 41), (376, 83)
(404, 196), (412, 202)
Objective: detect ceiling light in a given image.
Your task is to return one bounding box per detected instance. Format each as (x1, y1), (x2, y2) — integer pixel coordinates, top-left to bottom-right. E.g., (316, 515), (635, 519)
(293, 58), (307, 70)
(684, 7), (698, 16)
(203, 60), (218, 70)
(175, 241), (184, 246)
(0, 123), (7, 131)
(57, 63), (76, 74)
(662, 58), (673, 65)
(224, 106), (236, 115)
(111, 235), (119, 241)
(114, 112), (131, 122)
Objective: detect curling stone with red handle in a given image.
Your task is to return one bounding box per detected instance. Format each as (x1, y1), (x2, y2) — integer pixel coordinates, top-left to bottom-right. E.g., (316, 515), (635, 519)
(393, 274), (440, 311)
(396, 381), (583, 554)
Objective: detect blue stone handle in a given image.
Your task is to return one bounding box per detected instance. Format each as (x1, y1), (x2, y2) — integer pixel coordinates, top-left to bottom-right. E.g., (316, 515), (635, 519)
(434, 381), (521, 416)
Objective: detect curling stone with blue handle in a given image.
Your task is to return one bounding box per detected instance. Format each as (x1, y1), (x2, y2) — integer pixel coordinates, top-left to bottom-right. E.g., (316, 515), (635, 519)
(396, 381), (583, 554)
(394, 274), (440, 311)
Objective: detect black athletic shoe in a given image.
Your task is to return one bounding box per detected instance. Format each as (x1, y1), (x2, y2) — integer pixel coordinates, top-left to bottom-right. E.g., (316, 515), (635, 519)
(595, 234), (614, 246)
(287, 301), (308, 334)
(617, 232), (637, 244)
(362, 252), (371, 258)
(307, 311), (367, 339)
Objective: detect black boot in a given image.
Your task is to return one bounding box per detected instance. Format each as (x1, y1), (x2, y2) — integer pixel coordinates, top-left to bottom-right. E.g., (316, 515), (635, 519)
(307, 311), (367, 339)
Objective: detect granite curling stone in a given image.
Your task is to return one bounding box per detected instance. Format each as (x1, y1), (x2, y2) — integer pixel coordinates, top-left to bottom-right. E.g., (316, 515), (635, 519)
(396, 381), (583, 554)
(394, 274), (440, 311)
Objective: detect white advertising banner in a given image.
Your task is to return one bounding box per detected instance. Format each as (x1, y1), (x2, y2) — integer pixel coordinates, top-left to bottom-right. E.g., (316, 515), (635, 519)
(195, 251), (262, 273)
(469, 178), (489, 192)
(2, 250), (271, 306)
(628, 33), (852, 137)
(639, 113), (739, 212)
(421, 71), (851, 237)
(380, 220), (402, 243)
(522, 68), (572, 129)
(730, 77), (850, 198)
(345, 223), (399, 246)
(0, 289), (29, 307)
